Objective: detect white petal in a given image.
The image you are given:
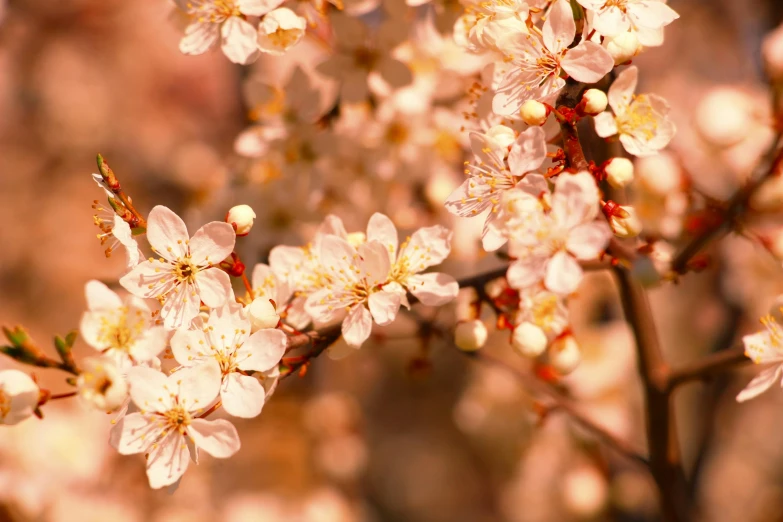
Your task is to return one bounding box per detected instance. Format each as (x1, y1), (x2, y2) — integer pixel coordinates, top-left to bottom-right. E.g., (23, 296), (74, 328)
(236, 329), (286, 372)
(399, 225), (452, 272)
(146, 432), (190, 489)
(736, 365), (783, 402)
(357, 240), (391, 286)
(160, 283), (200, 329)
(507, 255), (548, 289)
(147, 206), (189, 262)
(220, 373), (266, 418)
(366, 213), (399, 261)
(608, 66), (638, 113)
(543, 0), (575, 54)
(368, 290), (401, 326)
(552, 172), (600, 230)
(220, 17), (260, 65)
(376, 57), (413, 89)
(189, 221), (235, 266)
(566, 221), (612, 260)
(591, 7), (629, 38)
(593, 113), (618, 138)
(561, 41), (614, 83)
(188, 418), (241, 457)
(508, 126), (547, 175)
(629, 1), (679, 29)
(84, 280), (122, 310)
(170, 328), (207, 367)
(319, 236), (357, 279)
(111, 412), (156, 455)
(172, 361), (222, 412)
(128, 327), (168, 364)
(238, 0), (285, 15)
(342, 306), (372, 347)
(127, 366), (172, 413)
(544, 251), (583, 294)
(408, 273), (459, 306)
(196, 268), (232, 308)
(180, 22), (220, 56)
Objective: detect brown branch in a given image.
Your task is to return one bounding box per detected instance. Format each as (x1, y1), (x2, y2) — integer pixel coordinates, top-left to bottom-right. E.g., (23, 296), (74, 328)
(614, 267), (690, 522)
(473, 351), (650, 468)
(666, 347), (749, 390)
(671, 134), (783, 274)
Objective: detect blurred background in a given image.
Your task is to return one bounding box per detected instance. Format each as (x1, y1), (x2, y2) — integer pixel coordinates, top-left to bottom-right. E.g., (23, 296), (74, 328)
(1, 0), (783, 520)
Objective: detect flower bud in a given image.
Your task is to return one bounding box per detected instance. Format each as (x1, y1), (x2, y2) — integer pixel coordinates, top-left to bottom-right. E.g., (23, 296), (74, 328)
(519, 100), (548, 126)
(455, 320), (488, 352)
(763, 23), (783, 83)
(0, 370), (39, 425)
(604, 32), (642, 65)
(512, 322), (548, 357)
(582, 89), (608, 115)
(485, 125), (516, 150)
(77, 357), (128, 412)
(549, 335), (581, 375)
(248, 297), (280, 331)
(563, 465), (609, 518)
(604, 157), (634, 188)
(226, 204), (256, 236)
(610, 206), (643, 238)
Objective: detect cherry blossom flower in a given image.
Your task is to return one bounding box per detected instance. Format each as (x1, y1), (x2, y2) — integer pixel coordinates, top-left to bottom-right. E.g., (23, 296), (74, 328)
(304, 236), (394, 347)
(492, 0), (614, 115)
(76, 357), (129, 413)
(593, 66), (676, 157)
(170, 305), (286, 418)
(578, 0), (679, 46)
(111, 364), (239, 489)
(365, 213), (458, 310)
(91, 175), (142, 267)
(119, 206), (235, 330)
(315, 13), (412, 103)
(257, 8), (306, 56)
(0, 370), (39, 426)
(80, 280), (167, 368)
(445, 126), (548, 250)
(175, 0), (284, 64)
(736, 314), (783, 402)
(506, 172), (612, 294)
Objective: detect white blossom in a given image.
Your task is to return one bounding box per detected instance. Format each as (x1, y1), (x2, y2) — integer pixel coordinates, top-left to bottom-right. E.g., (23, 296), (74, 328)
(578, 0), (679, 47)
(119, 206), (235, 330)
(0, 370), (39, 426)
(111, 364), (239, 489)
(736, 315), (783, 402)
(257, 8), (306, 56)
(77, 357), (129, 412)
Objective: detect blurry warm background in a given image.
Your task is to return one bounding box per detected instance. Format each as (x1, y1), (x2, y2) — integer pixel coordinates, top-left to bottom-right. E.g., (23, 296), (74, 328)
(1, 0), (783, 520)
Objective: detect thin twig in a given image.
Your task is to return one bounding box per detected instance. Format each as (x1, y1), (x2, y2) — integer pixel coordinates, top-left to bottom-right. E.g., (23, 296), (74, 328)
(666, 347), (749, 390)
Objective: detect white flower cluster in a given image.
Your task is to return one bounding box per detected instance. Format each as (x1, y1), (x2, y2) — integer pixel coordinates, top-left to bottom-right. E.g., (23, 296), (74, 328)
(174, 0), (309, 64)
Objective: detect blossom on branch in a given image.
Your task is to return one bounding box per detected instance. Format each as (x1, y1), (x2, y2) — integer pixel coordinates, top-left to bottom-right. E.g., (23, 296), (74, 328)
(119, 206), (236, 330)
(737, 314), (783, 402)
(0, 370), (39, 426)
(578, 0), (679, 47)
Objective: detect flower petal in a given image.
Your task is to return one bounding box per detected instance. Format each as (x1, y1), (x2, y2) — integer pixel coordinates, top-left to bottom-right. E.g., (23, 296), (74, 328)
(237, 328), (287, 372)
(196, 268), (232, 308)
(593, 112), (618, 138)
(146, 432), (190, 489)
(508, 126), (547, 175)
(368, 290), (401, 325)
(736, 365), (783, 402)
(188, 418), (241, 458)
(180, 21), (220, 56)
(544, 251), (583, 295)
(220, 373), (266, 418)
(399, 225), (452, 272)
(172, 361), (222, 412)
(551, 172), (600, 230)
(190, 221), (236, 266)
(85, 280), (123, 310)
(342, 305), (372, 347)
(366, 213), (399, 261)
(147, 206), (189, 262)
(127, 366), (172, 413)
(561, 41), (613, 83)
(220, 16), (260, 65)
(507, 255), (548, 289)
(408, 273), (459, 306)
(608, 66), (638, 113)
(111, 412), (156, 455)
(543, 0), (575, 55)
(566, 221), (612, 260)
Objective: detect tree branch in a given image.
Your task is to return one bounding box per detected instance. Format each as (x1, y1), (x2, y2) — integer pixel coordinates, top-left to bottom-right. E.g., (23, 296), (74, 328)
(666, 347), (749, 390)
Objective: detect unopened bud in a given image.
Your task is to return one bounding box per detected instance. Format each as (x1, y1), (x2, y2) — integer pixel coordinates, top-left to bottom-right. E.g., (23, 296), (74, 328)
(226, 204), (256, 236)
(77, 357), (128, 412)
(604, 157), (634, 188)
(604, 31), (641, 65)
(485, 125), (516, 150)
(549, 336), (581, 375)
(519, 100), (548, 126)
(582, 89), (608, 115)
(512, 322), (548, 357)
(610, 206), (643, 238)
(455, 320), (488, 352)
(248, 297), (280, 331)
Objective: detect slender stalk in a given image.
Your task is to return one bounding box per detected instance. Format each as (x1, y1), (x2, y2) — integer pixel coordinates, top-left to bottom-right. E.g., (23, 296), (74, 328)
(667, 347), (749, 390)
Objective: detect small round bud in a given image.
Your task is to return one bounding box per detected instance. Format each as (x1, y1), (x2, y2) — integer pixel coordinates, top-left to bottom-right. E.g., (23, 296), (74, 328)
(226, 204), (256, 236)
(605, 157), (634, 188)
(582, 89), (608, 115)
(604, 31), (642, 65)
(77, 357), (128, 412)
(549, 336), (581, 375)
(248, 297), (280, 331)
(485, 125), (516, 150)
(562, 465), (609, 518)
(455, 320), (488, 352)
(519, 100), (548, 126)
(635, 152), (681, 196)
(763, 23), (783, 83)
(695, 88), (753, 147)
(512, 322), (548, 357)
(610, 206), (643, 238)
(0, 370), (39, 425)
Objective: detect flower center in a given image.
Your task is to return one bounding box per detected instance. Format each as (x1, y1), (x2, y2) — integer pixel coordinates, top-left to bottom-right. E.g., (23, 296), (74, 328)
(163, 406), (192, 434)
(531, 293), (559, 333)
(615, 96), (659, 141)
(268, 27), (301, 49)
(98, 306), (147, 353)
(175, 259), (198, 284)
(188, 0), (240, 22)
(354, 47), (378, 70)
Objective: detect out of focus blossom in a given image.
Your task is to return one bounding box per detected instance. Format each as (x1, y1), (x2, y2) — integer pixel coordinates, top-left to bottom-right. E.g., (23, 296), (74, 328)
(257, 8), (306, 56)
(0, 370), (39, 425)
(737, 314), (783, 402)
(578, 0), (679, 46)
(455, 319), (488, 351)
(763, 21), (783, 82)
(76, 357), (129, 412)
